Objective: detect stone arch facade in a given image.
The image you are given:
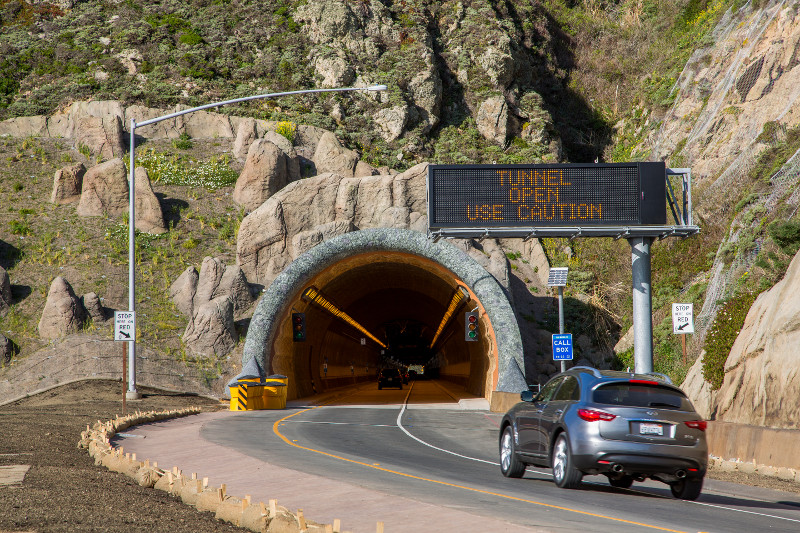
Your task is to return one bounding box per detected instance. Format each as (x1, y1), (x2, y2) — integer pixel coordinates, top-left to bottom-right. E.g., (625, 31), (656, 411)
(242, 227), (527, 395)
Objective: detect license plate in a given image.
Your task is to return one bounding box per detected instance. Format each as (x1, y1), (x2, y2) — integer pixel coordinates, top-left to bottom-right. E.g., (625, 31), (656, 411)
(640, 423), (663, 435)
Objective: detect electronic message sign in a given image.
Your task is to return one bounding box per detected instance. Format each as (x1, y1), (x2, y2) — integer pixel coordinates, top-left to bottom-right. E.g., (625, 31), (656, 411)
(427, 162), (667, 231)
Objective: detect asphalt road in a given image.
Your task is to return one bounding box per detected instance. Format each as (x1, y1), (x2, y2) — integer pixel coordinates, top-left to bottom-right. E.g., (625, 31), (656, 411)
(121, 380), (800, 532)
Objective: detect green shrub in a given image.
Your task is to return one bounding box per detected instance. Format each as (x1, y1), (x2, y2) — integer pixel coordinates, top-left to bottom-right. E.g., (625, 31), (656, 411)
(172, 132), (193, 150)
(767, 220), (800, 255)
(702, 292), (756, 389)
(178, 30), (204, 46)
(9, 219), (31, 235)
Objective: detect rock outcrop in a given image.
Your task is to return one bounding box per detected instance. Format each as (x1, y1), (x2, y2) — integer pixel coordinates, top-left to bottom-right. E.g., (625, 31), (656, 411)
(171, 259), (254, 319)
(133, 167), (166, 234)
(171, 257), (253, 357)
(651, 3), (800, 185)
(76, 158), (129, 218)
(37, 277), (87, 339)
(81, 292), (106, 323)
(182, 296), (237, 357)
(0, 333), (13, 366)
(683, 248), (800, 428)
(0, 265), (11, 317)
(193, 257), (254, 314)
(312, 132), (360, 178)
(50, 163), (85, 205)
(237, 163), (429, 287)
(169, 267), (199, 318)
(75, 114), (125, 160)
(232, 140), (291, 212)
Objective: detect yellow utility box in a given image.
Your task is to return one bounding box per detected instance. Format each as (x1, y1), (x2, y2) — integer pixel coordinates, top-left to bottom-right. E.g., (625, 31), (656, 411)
(229, 381), (266, 411)
(266, 374), (289, 406)
(262, 380), (287, 409)
(230, 379), (288, 411)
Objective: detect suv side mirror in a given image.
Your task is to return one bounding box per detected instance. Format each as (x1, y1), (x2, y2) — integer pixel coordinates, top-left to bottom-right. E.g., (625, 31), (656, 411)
(520, 390), (535, 402)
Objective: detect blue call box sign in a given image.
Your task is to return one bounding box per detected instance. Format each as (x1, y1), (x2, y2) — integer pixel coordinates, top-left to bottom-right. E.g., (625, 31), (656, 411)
(552, 334), (573, 360)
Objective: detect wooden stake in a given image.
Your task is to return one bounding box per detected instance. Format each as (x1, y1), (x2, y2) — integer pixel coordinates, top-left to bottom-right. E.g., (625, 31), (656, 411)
(333, 518), (341, 532)
(297, 509), (307, 530)
(376, 522), (384, 533)
(202, 476), (209, 488)
(681, 333), (687, 365)
(220, 483), (226, 497)
(269, 499), (277, 516)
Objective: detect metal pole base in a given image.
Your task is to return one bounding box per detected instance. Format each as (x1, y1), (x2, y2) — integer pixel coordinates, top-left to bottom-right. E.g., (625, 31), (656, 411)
(125, 390), (142, 400)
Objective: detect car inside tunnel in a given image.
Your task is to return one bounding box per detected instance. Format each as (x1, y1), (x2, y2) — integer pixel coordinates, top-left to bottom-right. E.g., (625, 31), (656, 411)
(268, 251), (497, 401)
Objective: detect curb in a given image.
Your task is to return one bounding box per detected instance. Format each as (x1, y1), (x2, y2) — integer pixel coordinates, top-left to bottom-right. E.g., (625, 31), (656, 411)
(708, 455), (800, 484)
(80, 408), (386, 533)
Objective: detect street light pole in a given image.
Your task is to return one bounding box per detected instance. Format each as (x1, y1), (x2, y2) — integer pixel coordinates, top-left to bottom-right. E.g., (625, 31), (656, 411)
(124, 85), (388, 399)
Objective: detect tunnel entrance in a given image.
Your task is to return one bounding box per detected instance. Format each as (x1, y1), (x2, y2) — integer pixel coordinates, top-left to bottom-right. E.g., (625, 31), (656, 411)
(241, 228), (527, 402)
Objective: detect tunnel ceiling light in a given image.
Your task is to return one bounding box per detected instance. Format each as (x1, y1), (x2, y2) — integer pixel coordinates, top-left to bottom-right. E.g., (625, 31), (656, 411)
(429, 286), (470, 349)
(301, 286), (387, 349)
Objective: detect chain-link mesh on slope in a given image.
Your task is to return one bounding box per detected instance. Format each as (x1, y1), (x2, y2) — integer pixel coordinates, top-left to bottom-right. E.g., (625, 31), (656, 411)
(647, 0), (800, 351)
(652, 0), (788, 160)
(694, 145), (800, 348)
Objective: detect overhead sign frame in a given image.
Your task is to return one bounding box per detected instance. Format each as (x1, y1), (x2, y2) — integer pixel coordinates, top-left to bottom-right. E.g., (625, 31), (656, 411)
(427, 164), (698, 240)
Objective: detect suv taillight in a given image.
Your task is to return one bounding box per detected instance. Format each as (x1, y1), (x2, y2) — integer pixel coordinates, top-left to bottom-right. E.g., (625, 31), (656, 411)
(578, 409), (616, 422)
(684, 420), (707, 431)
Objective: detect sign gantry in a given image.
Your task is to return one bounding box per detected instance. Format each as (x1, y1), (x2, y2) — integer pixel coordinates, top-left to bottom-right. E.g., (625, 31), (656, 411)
(426, 162), (700, 376)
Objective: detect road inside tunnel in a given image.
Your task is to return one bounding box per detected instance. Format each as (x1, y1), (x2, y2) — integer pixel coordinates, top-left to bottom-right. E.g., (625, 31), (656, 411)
(267, 251), (498, 402)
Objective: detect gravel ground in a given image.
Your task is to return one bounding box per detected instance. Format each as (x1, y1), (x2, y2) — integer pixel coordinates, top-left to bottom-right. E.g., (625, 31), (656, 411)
(0, 379), (249, 533)
(1, 379), (798, 533)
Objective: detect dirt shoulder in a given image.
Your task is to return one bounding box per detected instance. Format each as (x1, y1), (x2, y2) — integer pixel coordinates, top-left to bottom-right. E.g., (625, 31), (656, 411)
(0, 379), (249, 533)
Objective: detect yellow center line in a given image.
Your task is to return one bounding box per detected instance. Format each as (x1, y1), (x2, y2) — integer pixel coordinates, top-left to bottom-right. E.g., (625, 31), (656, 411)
(273, 407), (688, 533)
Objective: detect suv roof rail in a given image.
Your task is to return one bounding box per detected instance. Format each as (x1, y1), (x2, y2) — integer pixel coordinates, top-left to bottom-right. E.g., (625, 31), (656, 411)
(644, 372), (673, 385)
(570, 366), (602, 378)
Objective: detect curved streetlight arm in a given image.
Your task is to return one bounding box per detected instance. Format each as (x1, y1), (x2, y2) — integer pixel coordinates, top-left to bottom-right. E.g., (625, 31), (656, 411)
(134, 85), (387, 129)
(125, 84), (387, 398)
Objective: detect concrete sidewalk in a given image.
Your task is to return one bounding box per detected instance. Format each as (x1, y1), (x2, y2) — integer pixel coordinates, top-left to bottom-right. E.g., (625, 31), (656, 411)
(115, 409), (546, 533)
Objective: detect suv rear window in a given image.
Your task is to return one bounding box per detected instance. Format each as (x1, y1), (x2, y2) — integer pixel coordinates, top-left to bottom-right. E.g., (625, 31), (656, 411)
(381, 369), (400, 377)
(593, 383), (693, 411)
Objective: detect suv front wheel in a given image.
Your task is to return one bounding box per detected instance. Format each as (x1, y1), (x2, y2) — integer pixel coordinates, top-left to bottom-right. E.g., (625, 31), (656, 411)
(551, 433), (583, 489)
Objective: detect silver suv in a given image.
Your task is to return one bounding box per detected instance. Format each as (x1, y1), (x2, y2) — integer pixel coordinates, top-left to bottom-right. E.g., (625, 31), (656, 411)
(499, 366), (708, 499)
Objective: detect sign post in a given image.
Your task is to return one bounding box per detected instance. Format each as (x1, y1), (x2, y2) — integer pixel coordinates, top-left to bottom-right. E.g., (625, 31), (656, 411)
(114, 311), (136, 411)
(672, 303), (694, 363)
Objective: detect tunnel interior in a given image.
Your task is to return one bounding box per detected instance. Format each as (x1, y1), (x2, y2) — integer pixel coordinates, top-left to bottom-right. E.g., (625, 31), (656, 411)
(269, 252), (497, 401)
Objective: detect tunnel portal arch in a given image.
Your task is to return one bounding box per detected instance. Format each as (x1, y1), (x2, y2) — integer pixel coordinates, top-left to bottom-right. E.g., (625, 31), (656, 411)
(242, 228), (526, 400)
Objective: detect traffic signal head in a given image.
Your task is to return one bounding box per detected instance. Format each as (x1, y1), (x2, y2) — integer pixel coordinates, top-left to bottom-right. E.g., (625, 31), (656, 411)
(465, 312), (478, 342)
(292, 312), (306, 342)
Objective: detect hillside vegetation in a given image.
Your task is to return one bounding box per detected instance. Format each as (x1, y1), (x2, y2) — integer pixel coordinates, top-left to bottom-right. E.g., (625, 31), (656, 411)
(1, 0), (797, 390)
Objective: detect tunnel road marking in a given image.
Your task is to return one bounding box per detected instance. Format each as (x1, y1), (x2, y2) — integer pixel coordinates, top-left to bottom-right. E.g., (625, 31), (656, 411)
(273, 401), (687, 532)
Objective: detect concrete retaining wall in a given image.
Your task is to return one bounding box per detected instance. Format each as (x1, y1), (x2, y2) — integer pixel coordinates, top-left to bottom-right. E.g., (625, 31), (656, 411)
(707, 421), (800, 470)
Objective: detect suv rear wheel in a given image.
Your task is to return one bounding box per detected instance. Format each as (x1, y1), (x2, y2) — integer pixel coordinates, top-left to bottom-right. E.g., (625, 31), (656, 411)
(499, 426), (526, 478)
(552, 433), (582, 489)
(670, 477), (703, 500)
